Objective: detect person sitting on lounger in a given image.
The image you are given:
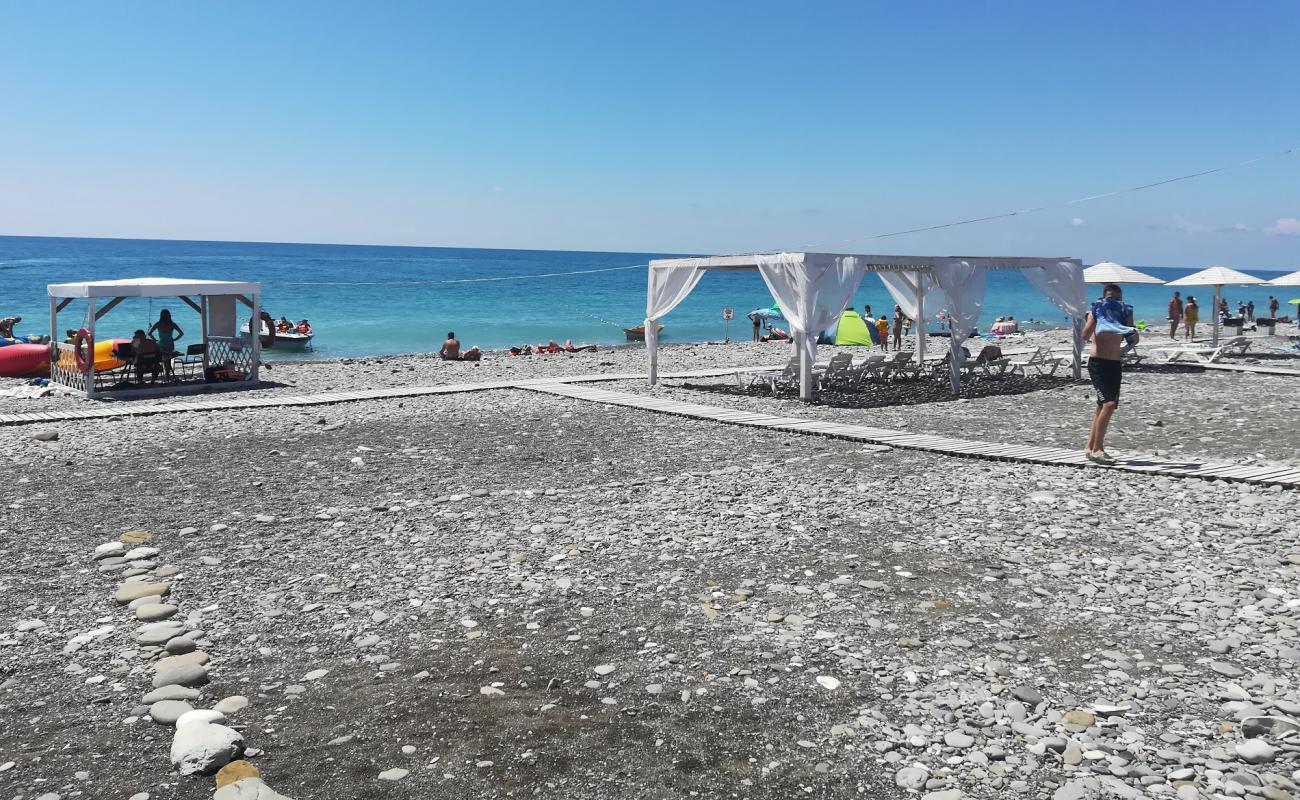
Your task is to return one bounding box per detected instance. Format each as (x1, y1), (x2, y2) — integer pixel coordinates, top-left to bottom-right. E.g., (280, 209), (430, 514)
(130, 329), (163, 384)
(439, 331), (461, 360)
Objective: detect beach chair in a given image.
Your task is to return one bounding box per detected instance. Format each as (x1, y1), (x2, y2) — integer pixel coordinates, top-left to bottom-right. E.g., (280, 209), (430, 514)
(849, 354), (889, 386)
(880, 351), (920, 381)
(971, 345), (1012, 379)
(813, 353), (855, 389)
(1150, 336), (1251, 364)
(747, 357), (806, 394)
(1007, 346), (1063, 377)
(174, 343), (206, 380)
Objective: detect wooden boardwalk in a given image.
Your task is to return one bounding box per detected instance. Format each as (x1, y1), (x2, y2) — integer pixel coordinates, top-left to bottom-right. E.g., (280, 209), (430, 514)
(522, 382), (1300, 489)
(0, 366), (773, 428)
(1194, 361), (1300, 377)
(4, 365), (1298, 488)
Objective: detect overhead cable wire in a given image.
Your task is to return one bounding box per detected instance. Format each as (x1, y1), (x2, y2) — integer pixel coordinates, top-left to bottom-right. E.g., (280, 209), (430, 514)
(271, 144), (1296, 287)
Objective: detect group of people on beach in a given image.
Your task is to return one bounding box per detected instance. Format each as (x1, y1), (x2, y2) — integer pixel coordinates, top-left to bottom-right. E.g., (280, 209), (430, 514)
(860, 304), (911, 351)
(1166, 292), (1284, 339)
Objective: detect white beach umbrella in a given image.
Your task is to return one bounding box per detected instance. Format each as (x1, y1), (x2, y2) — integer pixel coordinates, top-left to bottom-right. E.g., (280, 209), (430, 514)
(1166, 265), (1265, 346)
(1268, 269), (1300, 286)
(1083, 261), (1164, 285)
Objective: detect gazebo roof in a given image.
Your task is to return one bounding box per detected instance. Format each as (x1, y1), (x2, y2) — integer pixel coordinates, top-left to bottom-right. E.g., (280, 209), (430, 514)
(47, 277), (260, 299)
(648, 252), (1077, 272)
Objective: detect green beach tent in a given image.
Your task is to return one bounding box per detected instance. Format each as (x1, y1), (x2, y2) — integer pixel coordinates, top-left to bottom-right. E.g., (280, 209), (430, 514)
(832, 310), (875, 346)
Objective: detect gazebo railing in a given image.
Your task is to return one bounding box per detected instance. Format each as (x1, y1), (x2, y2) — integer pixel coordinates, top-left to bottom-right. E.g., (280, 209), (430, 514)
(207, 335), (256, 380)
(50, 342), (88, 394)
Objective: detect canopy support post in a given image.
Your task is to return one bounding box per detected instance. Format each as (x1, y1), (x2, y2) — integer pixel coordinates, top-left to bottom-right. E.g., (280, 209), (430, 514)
(86, 297), (97, 400)
(948, 334), (961, 395)
(915, 272), (927, 366)
(94, 296), (125, 320)
(49, 296), (57, 356)
(1212, 285), (1221, 347)
(646, 320), (659, 385)
(1071, 317), (1083, 379)
(201, 295), (210, 376)
(798, 330), (813, 402)
(250, 292), (262, 382)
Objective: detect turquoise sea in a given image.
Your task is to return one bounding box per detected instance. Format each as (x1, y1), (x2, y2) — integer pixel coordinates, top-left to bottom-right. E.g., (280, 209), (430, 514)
(1, 236), (1292, 358)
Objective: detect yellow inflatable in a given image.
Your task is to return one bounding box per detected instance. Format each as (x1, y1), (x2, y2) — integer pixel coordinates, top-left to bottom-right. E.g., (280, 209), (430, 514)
(93, 338), (128, 371)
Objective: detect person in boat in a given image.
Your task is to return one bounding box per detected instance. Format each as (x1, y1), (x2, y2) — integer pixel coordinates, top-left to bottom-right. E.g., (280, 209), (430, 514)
(130, 329), (163, 384)
(295, 319), (313, 335)
(148, 309), (184, 380)
(439, 331), (461, 360)
(276, 316), (293, 333)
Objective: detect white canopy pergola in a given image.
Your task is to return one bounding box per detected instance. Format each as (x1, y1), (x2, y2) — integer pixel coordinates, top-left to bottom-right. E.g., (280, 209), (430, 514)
(645, 253), (1086, 400)
(47, 277), (262, 399)
(1268, 270), (1300, 287)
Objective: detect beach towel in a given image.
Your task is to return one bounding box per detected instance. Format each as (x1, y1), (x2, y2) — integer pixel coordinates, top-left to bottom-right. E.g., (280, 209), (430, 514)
(1091, 298), (1136, 336)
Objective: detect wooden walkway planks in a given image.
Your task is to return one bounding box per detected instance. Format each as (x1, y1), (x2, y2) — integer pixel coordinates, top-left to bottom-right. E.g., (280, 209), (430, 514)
(1194, 361), (1300, 377)
(0, 366), (775, 428)
(4, 364), (1297, 489)
(520, 382), (1300, 490)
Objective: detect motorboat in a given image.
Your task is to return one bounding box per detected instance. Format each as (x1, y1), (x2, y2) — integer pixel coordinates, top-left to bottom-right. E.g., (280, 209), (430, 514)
(242, 320), (314, 351)
(623, 322), (664, 342)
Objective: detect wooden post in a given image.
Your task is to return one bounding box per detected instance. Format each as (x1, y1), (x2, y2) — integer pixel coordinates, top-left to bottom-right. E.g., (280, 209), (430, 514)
(201, 295), (210, 377)
(86, 297), (97, 400)
(915, 272), (927, 366)
(250, 292), (261, 382)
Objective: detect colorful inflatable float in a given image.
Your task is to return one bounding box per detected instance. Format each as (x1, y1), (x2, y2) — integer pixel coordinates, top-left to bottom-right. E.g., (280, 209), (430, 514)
(0, 338), (129, 379)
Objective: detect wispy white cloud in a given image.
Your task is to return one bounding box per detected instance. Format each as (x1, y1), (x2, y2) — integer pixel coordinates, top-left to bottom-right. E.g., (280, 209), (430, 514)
(1070, 217), (1086, 227)
(1265, 217), (1300, 236)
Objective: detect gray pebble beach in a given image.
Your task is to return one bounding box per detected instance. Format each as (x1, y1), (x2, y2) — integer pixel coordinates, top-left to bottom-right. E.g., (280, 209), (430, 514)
(2, 335), (1299, 799)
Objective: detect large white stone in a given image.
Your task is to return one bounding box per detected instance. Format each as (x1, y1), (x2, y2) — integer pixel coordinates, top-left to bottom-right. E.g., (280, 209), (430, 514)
(213, 778), (293, 800)
(175, 709), (225, 727)
(169, 721), (243, 775)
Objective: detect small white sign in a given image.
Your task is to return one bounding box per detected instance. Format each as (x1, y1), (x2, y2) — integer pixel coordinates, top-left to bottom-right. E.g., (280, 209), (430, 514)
(722, 307), (734, 321)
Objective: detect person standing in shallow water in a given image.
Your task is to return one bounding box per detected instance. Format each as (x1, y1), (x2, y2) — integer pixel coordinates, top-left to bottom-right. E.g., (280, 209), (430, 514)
(1083, 283), (1135, 465)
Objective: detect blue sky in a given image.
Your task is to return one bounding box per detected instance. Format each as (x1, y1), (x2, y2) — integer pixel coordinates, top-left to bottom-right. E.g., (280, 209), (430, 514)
(2, 1), (1297, 266)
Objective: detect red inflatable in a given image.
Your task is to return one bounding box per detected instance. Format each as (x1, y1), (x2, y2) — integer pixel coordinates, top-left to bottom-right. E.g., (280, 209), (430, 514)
(0, 343), (51, 378)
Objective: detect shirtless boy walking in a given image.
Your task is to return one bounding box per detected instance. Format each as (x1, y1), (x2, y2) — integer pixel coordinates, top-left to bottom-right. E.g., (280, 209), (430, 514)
(1083, 283), (1136, 465)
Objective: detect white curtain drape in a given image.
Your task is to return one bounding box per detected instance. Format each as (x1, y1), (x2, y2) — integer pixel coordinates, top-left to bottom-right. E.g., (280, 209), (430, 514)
(930, 259), (987, 392)
(645, 264), (706, 383)
(1023, 260), (1086, 379)
(1022, 261), (1086, 318)
(754, 253), (867, 400)
(878, 271), (947, 323)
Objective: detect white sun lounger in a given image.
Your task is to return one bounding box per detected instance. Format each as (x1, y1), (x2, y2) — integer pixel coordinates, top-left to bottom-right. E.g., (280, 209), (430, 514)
(1149, 336), (1251, 364)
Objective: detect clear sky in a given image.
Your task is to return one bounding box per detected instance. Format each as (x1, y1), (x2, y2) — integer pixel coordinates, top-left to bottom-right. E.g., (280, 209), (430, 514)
(2, 1), (1297, 266)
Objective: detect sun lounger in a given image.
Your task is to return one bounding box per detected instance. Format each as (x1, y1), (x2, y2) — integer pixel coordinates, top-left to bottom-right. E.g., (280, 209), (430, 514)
(745, 357), (806, 393)
(1149, 336), (1251, 364)
(1007, 346), (1065, 377)
(813, 353), (855, 388)
(880, 351), (920, 381)
(848, 354), (888, 386)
